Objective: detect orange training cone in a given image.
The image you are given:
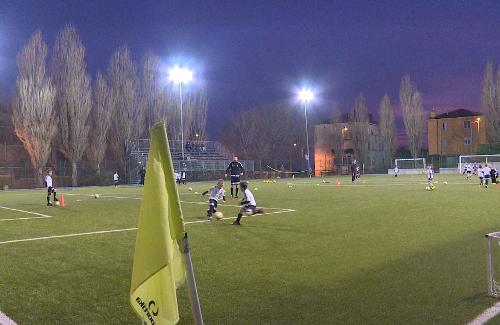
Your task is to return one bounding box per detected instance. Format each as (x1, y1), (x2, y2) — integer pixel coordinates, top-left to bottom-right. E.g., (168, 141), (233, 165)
(60, 194), (65, 207)
(336, 179), (340, 187)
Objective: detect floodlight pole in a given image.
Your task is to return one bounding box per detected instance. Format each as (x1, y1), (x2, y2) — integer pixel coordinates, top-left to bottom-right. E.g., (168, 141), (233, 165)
(179, 82), (185, 160)
(304, 101), (312, 177)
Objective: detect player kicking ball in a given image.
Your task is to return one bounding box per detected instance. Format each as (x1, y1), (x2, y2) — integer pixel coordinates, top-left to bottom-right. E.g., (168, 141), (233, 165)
(232, 181), (265, 225)
(202, 179), (226, 220)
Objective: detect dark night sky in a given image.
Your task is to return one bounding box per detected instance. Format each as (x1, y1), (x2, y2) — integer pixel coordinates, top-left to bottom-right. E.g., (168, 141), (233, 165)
(1, 0), (500, 140)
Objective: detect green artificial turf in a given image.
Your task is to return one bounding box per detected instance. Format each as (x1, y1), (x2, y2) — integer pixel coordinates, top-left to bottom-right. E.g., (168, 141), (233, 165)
(1, 174), (500, 324)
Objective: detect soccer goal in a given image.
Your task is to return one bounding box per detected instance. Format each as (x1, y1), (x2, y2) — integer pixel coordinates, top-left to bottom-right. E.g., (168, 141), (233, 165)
(485, 232), (500, 297)
(459, 154), (500, 173)
(394, 158), (426, 169)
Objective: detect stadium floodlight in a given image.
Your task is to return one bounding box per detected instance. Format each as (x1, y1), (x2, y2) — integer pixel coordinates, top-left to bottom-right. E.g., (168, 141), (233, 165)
(298, 88), (314, 177)
(298, 89), (314, 102)
(168, 66), (193, 160)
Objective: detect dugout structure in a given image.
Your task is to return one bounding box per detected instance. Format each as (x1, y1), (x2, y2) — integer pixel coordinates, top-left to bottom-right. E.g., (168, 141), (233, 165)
(486, 232), (500, 297)
(459, 154), (500, 173)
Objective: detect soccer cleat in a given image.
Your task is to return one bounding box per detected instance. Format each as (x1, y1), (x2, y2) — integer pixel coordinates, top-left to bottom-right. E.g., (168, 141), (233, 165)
(47, 203), (53, 206)
(234, 196), (238, 199)
(232, 221), (240, 225)
(207, 217), (212, 220)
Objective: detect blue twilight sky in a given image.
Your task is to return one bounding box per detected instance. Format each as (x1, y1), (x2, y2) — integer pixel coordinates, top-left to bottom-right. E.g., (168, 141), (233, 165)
(1, 0), (500, 140)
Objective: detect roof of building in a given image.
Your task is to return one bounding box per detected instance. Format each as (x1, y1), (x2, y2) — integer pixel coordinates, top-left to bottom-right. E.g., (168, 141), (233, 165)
(432, 108), (481, 119)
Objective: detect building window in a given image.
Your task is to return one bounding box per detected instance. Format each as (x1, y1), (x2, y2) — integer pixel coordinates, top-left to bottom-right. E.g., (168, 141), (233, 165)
(464, 138), (471, 145)
(464, 120), (471, 129)
(442, 122), (448, 130)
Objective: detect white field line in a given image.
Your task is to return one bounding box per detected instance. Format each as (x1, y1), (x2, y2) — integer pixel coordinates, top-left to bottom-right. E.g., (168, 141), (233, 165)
(64, 193), (294, 211)
(467, 301), (500, 325)
(0, 204), (296, 246)
(0, 206), (53, 221)
(0, 311), (17, 325)
(289, 181), (480, 187)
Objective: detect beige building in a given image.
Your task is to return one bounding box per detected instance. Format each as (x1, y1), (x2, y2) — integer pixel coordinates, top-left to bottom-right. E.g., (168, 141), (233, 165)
(428, 108), (486, 156)
(314, 117), (381, 176)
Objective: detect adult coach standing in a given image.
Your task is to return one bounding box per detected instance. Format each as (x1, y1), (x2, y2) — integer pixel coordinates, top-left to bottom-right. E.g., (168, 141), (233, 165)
(225, 156), (244, 198)
(351, 160), (357, 183)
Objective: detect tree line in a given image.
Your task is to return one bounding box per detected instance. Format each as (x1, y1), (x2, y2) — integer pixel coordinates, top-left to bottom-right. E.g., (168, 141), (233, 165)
(221, 75), (424, 171)
(10, 25), (207, 186)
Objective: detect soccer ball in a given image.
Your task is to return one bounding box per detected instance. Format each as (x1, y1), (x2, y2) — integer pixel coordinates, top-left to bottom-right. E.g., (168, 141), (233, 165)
(54, 201), (60, 206)
(444, 181), (448, 185)
(94, 194), (100, 199)
(188, 187), (193, 191)
(213, 212), (224, 220)
(425, 186), (431, 191)
(254, 187), (258, 191)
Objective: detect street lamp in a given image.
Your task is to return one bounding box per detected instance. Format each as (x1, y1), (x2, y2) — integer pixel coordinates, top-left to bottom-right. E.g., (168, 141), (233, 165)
(298, 88), (314, 177)
(472, 117), (481, 154)
(169, 66), (193, 160)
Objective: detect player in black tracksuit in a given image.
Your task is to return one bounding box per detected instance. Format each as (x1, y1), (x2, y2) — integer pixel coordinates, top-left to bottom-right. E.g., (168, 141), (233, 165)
(351, 160), (357, 183)
(225, 156), (244, 198)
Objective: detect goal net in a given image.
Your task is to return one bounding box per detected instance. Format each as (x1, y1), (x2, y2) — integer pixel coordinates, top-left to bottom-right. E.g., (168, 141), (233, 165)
(485, 232), (500, 297)
(394, 158), (426, 169)
(459, 154), (500, 173)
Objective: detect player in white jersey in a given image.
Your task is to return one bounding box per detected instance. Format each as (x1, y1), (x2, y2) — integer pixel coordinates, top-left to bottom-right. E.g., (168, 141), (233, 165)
(202, 179), (226, 220)
(394, 166), (399, 177)
(44, 169), (59, 206)
(478, 164), (484, 186)
(466, 163), (472, 180)
(113, 171), (119, 187)
(483, 164), (491, 188)
(232, 181), (265, 225)
(426, 165), (434, 186)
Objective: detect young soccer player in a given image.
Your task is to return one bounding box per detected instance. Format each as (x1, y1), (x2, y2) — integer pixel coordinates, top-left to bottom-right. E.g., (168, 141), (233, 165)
(478, 164), (484, 186)
(113, 171), (119, 187)
(394, 166), (399, 177)
(466, 163), (472, 180)
(483, 164), (491, 188)
(225, 156), (244, 198)
(175, 171), (181, 184)
(44, 169), (59, 206)
(491, 167), (498, 184)
(181, 170), (186, 185)
(427, 165), (434, 186)
(201, 179), (226, 220)
(232, 181), (265, 225)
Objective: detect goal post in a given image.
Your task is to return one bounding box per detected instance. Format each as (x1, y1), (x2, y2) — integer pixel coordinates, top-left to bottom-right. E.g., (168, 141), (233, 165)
(459, 154), (500, 173)
(394, 158), (426, 169)
(485, 232), (500, 297)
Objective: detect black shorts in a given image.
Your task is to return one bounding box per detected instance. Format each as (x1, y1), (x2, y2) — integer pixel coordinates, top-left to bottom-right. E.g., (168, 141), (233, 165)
(243, 205), (256, 215)
(231, 175), (241, 185)
(209, 199), (218, 209)
(47, 186), (55, 195)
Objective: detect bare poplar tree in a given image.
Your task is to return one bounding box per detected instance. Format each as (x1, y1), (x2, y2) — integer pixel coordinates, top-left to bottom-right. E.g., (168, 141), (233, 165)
(482, 62), (500, 141)
(138, 52), (163, 136)
(378, 94), (395, 168)
(399, 75), (424, 162)
(12, 31), (56, 186)
(86, 72), (111, 174)
(52, 24), (92, 186)
(192, 88), (208, 140)
(331, 105), (343, 170)
(107, 46), (138, 168)
(350, 93), (369, 165)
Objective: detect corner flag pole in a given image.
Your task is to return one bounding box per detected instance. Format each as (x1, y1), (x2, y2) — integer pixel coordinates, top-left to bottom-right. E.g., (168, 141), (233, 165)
(183, 232), (204, 325)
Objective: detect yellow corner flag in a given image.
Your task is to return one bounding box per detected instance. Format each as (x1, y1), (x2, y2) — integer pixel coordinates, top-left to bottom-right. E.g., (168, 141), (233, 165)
(130, 121), (186, 325)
